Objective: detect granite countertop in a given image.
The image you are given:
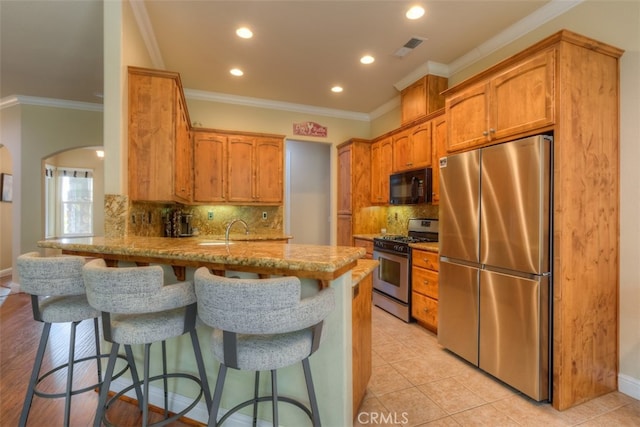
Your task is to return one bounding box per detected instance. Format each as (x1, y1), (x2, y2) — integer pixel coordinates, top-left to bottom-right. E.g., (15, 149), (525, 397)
(351, 259), (379, 286)
(409, 242), (440, 252)
(38, 236), (365, 281)
(352, 234), (379, 242)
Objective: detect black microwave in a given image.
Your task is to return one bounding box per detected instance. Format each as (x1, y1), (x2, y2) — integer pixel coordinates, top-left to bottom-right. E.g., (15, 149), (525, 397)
(389, 168), (432, 205)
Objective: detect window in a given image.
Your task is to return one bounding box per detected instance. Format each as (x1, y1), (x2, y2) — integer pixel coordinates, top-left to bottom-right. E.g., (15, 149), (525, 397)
(45, 166), (93, 238)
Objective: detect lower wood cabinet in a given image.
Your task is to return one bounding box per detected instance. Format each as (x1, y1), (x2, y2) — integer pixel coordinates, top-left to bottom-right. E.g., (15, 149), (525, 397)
(353, 237), (373, 259)
(352, 272), (372, 416)
(411, 249), (439, 332)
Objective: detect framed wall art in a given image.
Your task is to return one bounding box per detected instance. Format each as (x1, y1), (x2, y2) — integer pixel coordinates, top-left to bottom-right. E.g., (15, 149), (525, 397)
(1, 173), (13, 202)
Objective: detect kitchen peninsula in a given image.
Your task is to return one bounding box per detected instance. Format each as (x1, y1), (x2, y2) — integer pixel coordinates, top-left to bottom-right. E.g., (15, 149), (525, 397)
(38, 236), (367, 426)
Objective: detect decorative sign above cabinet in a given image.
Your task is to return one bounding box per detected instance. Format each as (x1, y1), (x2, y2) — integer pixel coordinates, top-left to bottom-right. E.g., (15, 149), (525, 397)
(293, 121), (328, 137)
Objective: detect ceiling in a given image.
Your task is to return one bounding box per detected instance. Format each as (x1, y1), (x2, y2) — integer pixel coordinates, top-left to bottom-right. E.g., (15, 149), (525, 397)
(1, 0), (571, 115)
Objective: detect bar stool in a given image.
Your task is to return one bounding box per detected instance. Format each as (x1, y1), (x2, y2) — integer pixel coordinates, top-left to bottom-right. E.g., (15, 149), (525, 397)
(16, 252), (128, 427)
(194, 268), (335, 427)
(82, 258), (212, 427)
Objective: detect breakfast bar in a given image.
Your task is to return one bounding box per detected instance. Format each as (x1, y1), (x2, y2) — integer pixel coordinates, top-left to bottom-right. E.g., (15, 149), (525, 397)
(38, 236), (366, 426)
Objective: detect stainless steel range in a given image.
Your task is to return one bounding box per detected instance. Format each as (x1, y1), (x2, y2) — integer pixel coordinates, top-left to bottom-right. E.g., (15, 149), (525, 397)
(373, 218), (439, 322)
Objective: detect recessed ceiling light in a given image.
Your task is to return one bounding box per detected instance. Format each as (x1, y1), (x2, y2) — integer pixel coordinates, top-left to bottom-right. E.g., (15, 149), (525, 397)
(236, 27), (253, 39)
(230, 68), (244, 77)
(331, 86), (343, 93)
(406, 5), (425, 20)
(360, 55), (375, 65)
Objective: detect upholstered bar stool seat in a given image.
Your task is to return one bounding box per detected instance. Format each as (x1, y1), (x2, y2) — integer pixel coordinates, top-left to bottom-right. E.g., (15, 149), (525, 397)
(16, 252), (127, 427)
(83, 259), (212, 427)
(194, 268), (335, 427)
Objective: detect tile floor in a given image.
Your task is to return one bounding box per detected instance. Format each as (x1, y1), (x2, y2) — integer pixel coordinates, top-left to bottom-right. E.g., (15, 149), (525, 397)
(356, 306), (640, 426)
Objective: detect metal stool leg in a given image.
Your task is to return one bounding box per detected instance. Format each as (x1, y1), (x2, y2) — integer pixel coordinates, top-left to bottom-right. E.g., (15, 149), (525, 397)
(124, 344), (144, 410)
(209, 364), (227, 427)
(94, 342), (120, 427)
(190, 329), (212, 410)
(19, 322), (52, 427)
(302, 358), (321, 427)
(63, 321), (79, 426)
(142, 343), (152, 427)
(162, 340), (169, 419)
(252, 371), (260, 426)
(271, 370), (278, 427)
(93, 317), (102, 386)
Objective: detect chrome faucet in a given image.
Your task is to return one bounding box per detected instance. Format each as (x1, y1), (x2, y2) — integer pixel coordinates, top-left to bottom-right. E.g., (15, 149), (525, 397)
(225, 219), (249, 242)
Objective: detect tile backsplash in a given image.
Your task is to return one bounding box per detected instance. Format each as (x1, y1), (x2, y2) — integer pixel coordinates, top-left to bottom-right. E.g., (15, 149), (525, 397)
(104, 195), (436, 240)
(127, 202), (283, 237)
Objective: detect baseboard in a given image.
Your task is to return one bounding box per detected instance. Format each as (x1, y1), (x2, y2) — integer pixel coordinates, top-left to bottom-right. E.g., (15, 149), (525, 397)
(110, 377), (273, 426)
(619, 373), (640, 401)
(0, 268), (12, 278)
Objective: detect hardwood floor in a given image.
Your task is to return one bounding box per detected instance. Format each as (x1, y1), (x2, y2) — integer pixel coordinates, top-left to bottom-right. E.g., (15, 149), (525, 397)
(0, 289), (200, 427)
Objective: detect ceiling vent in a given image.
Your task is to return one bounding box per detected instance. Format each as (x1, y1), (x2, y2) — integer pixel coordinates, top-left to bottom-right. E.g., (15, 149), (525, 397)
(394, 36), (427, 58)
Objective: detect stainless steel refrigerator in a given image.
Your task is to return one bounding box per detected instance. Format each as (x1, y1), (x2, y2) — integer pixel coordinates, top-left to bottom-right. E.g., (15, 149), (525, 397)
(438, 134), (552, 401)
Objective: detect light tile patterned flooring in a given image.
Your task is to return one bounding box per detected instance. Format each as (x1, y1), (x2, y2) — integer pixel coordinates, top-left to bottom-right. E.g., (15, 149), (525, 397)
(355, 306), (640, 426)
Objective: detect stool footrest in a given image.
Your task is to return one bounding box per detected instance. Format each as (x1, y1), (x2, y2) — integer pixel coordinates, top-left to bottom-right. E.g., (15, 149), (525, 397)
(33, 354), (128, 399)
(218, 395), (313, 426)
(101, 373), (205, 427)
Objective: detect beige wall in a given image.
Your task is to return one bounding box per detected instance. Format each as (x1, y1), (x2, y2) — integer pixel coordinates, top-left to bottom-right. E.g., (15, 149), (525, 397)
(0, 145), (12, 274)
(16, 105), (103, 262)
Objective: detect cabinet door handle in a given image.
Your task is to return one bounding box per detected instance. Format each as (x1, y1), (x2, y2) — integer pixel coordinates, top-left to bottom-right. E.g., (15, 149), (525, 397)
(490, 128), (496, 133)
(483, 131), (489, 136)
(423, 280), (429, 285)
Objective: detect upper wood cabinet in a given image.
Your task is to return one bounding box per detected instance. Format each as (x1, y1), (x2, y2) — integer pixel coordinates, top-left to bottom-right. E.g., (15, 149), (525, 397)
(174, 90), (193, 202)
(430, 113), (446, 205)
(193, 130), (227, 203)
(337, 139), (371, 246)
(446, 49), (555, 152)
(128, 67), (191, 203)
(401, 74), (448, 124)
(370, 136), (392, 205)
(227, 135), (283, 204)
(193, 130), (283, 205)
(392, 120), (432, 172)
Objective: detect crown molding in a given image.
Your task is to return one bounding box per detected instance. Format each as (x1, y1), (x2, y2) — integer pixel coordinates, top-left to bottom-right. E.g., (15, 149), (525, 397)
(0, 95), (103, 112)
(394, 61), (450, 92)
(129, 0), (165, 69)
(448, 0), (582, 75)
(184, 88), (371, 122)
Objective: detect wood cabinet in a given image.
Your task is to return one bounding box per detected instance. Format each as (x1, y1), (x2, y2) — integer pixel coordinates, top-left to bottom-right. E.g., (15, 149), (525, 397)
(392, 121), (432, 172)
(174, 90), (193, 202)
(370, 136), (392, 204)
(193, 130), (283, 205)
(352, 272), (372, 415)
(430, 114), (446, 205)
(446, 49), (555, 152)
(337, 139), (371, 246)
(411, 249), (438, 332)
(442, 30), (623, 410)
(401, 74), (448, 124)
(353, 238), (373, 259)
(193, 130), (226, 203)
(227, 135), (283, 204)
(128, 67), (191, 203)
